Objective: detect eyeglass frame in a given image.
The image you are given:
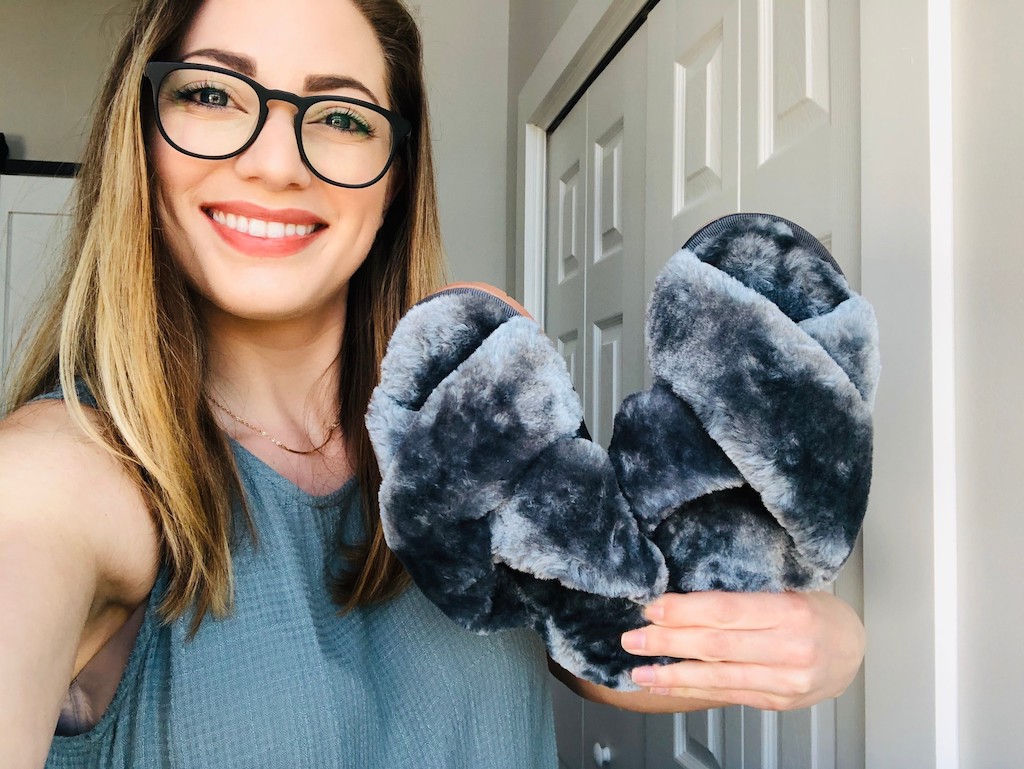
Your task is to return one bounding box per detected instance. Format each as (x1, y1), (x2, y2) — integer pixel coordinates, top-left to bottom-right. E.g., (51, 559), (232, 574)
(143, 60), (413, 189)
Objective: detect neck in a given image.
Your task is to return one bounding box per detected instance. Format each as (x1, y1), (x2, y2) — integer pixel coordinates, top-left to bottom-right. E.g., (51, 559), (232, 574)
(203, 299), (346, 437)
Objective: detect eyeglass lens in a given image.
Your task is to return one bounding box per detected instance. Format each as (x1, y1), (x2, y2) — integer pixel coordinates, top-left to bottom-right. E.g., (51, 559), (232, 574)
(155, 67), (396, 187)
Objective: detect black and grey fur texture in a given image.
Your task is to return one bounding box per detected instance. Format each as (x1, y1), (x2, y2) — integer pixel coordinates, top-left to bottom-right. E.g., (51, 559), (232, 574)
(366, 214), (880, 690)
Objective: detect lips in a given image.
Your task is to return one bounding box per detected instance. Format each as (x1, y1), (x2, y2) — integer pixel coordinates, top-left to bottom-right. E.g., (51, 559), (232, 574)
(202, 201), (327, 256)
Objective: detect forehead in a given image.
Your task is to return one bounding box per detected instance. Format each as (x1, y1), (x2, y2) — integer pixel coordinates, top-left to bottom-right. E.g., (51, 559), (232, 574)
(180, 0), (389, 102)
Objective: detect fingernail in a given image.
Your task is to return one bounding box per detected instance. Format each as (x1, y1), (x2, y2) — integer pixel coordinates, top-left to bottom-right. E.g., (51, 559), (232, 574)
(621, 630), (646, 651)
(644, 602), (664, 622)
(649, 687), (671, 696)
(631, 666), (656, 685)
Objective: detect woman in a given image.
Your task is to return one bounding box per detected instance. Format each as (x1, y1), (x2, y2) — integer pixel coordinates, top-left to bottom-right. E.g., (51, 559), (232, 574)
(0, 0), (866, 766)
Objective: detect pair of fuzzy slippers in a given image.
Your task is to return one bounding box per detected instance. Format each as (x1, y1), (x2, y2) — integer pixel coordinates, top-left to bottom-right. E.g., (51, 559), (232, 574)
(366, 214), (879, 690)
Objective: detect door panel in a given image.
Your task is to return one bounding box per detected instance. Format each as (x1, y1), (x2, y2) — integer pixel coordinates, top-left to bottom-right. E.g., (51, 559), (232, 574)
(544, 25), (649, 769)
(547, 99), (589, 400)
(582, 26), (646, 448)
(739, 0), (831, 245)
(645, 0), (740, 296)
(645, 1), (741, 759)
(0, 174), (74, 377)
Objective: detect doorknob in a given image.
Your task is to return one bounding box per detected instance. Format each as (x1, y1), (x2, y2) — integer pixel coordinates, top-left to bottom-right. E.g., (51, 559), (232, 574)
(593, 742), (612, 767)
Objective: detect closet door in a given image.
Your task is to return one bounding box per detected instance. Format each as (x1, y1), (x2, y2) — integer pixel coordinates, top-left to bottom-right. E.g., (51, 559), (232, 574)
(644, 3), (743, 762)
(539, 0), (861, 765)
(544, 25), (648, 769)
(546, 98), (588, 402)
(643, 0), (861, 767)
(0, 174), (74, 378)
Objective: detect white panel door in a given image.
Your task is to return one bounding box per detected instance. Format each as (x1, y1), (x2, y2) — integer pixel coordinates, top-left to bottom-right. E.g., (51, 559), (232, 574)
(581, 25), (647, 447)
(580, 26), (648, 769)
(546, 98), (588, 402)
(545, 91), (590, 769)
(644, 1), (861, 767)
(539, 0), (860, 766)
(0, 174), (75, 379)
(544, 25), (649, 769)
(644, 1), (741, 762)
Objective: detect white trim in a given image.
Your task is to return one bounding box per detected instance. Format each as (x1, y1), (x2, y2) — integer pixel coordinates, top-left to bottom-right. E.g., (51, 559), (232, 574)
(928, 0), (958, 766)
(522, 124), (548, 323)
(518, 0), (651, 128)
(861, 0), (956, 766)
(514, 0), (650, 307)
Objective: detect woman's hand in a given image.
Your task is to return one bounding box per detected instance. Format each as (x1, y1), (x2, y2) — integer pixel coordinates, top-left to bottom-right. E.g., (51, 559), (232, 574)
(618, 590), (865, 712)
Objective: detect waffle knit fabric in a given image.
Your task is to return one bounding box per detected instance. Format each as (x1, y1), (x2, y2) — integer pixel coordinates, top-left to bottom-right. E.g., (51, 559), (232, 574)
(43, 402), (556, 768)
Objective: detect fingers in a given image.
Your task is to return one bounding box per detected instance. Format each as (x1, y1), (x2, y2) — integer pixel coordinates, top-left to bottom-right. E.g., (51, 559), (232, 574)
(641, 590), (813, 631)
(621, 624), (812, 667)
(619, 591), (864, 711)
(629, 660), (819, 705)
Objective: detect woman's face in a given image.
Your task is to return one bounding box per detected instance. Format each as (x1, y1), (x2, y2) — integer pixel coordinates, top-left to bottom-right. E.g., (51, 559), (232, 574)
(153, 0), (395, 324)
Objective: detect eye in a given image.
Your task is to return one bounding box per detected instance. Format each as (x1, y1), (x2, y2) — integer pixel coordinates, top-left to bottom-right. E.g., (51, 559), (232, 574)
(324, 110), (372, 136)
(170, 82), (235, 109)
(194, 87), (229, 107)
(305, 102), (377, 138)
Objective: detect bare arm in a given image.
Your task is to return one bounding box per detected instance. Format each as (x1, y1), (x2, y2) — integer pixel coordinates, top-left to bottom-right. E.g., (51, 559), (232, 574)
(548, 658), (722, 714)
(0, 401), (156, 767)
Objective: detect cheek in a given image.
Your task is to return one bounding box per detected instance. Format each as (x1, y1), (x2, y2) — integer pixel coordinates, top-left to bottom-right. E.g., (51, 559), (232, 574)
(327, 178), (394, 249)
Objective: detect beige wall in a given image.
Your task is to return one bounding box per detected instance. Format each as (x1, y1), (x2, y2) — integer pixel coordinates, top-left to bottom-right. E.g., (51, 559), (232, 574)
(953, 0), (1024, 765)
(412, 0), (510, 287)
(504, 0), (577, 292)
(0, 0), (132, 162)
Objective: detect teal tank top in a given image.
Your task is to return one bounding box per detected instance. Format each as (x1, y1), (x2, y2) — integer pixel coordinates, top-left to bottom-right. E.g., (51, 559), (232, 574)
(44, 435), (558, 768)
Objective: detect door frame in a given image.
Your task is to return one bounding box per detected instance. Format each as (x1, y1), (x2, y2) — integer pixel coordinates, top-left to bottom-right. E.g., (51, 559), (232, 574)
(860, 1), (957, 768)
(513, 1), (957, 767)
(514, 0), (651, 327)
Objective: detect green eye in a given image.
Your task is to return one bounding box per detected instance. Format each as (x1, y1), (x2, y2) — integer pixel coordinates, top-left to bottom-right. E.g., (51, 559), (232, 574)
(328, 114), (352, 129)
(324, 110), (372, 136)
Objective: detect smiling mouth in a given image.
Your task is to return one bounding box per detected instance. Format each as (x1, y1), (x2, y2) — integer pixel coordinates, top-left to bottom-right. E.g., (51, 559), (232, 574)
(204, 207), (326, 239)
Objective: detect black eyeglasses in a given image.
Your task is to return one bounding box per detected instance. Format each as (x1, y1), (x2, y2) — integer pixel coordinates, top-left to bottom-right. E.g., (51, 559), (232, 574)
(143, 61), (412, 188)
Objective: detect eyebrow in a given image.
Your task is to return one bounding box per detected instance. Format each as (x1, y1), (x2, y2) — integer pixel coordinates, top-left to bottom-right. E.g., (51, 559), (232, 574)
(180, 48), (382, 104)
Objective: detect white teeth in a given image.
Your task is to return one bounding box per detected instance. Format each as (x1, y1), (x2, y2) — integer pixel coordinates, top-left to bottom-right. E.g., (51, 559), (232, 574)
(208, 209), (318, 239)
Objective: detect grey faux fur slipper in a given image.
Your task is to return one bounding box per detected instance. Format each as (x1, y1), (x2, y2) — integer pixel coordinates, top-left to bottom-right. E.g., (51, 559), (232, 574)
(612, 213), (879, 596)
(366, 214), (879, 690)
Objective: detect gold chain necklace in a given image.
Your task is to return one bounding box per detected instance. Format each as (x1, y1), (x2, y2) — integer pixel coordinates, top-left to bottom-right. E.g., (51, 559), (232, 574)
(208, 395), (340, 455)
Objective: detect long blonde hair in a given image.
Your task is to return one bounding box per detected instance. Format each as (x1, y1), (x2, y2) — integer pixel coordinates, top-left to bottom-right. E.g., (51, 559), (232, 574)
(4, 0), (445, 632)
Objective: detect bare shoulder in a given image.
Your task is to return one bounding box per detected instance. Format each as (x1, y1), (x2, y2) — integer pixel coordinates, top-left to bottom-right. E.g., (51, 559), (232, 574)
(0, 398), (159, 608)
(0, 400), (159, 756)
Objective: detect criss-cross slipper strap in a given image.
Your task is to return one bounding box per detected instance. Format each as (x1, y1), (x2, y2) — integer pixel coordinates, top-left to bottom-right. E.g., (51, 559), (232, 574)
(367, 289), (666, 634)
(644, 223), (880, 584)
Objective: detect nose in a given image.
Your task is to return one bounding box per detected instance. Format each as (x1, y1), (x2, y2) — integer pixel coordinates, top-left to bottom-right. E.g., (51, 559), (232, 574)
(232, 101), (313, 190)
